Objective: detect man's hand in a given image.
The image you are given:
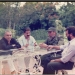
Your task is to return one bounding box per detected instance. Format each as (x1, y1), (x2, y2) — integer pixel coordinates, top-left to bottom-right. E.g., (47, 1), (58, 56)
(39, 43), (48, 48)
(50, 58), (61, 62)
(50, 59), (56, 62)
(25, 44), (29, 48)
(47, 45), (54, 51)
(34, 42), (37, 46)
(39, 43), (43, 48)
(18, 47), (25, 50)
(12, 44), (16, 47)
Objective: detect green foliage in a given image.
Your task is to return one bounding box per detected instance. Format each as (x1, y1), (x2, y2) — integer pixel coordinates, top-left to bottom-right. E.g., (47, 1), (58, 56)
(0, 28), (5, 38)
(36, 40), (45, 44)
(0, 2), (71, 36)
(31, 29), (47, 40)
(15, 2), (59, 33)
(59, 2), (75, 27)
(55, 20), (65, 34)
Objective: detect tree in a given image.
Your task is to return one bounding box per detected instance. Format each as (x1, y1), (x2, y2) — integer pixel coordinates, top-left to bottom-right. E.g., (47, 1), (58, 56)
(59, 2), (75, 27)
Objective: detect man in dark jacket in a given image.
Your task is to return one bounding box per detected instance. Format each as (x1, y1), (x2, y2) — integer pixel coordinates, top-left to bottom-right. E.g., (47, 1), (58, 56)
(0, 30), (21, 55)
(0, 30), (21, 75)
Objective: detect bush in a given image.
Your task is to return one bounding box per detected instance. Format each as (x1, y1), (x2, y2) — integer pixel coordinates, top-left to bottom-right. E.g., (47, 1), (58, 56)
(31, 29), (47, 40)
(0, 28), (5, 39)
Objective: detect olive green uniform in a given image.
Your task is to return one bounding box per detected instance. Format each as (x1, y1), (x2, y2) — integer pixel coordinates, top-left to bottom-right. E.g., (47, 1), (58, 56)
(44, 34), (64, 45)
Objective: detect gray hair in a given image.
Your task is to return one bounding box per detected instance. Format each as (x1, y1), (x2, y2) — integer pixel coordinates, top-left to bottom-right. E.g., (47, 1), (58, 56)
(4, 29), (12, 35)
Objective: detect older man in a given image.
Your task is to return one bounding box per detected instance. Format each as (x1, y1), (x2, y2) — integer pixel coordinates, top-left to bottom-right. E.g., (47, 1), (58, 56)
(0, 30), (21, 75)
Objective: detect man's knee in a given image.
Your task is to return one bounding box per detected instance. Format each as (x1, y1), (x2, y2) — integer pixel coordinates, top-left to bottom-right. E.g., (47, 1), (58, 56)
(47, 62), (53, 69)
(47, 62), (58, 70)
(46, 62), (56, 74)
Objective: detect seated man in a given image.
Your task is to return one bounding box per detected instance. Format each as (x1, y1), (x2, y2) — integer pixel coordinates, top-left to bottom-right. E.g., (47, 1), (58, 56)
(39, 27), (64, 74)
(0, 29), (21, 75)
(18, 26), (37, 52)
(40, 27), (64, 46)
(40, 26), (75, 74)
(17, 27), (38, 73)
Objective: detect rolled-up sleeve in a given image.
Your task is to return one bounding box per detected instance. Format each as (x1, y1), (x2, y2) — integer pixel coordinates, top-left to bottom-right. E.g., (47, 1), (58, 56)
(60, 45), (65, 50)
(60, 43), (69, 50)
(61, 45), (75, 63)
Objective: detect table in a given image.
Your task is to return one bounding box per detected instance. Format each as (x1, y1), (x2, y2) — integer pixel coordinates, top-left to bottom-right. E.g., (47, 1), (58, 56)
(0, 48), (61, 74)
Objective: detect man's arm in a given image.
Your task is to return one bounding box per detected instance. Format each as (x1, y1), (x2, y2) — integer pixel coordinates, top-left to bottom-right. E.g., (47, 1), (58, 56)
(31, 36), (38, 46)
(39, 38), (50, 48)
(12, 38), (21, 48)
(39, 43), (48, 48)
(17, 37), (24, 47)
(51, 58), (62, 62)
(39, 43), (60, 51)
(0, 40), (15, 50)
(47, 45), (60, 50)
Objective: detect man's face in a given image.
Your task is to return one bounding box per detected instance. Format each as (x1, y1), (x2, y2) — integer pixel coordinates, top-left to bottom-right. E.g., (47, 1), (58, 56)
(4, 31), (12, 41)
(66, 31), (71, 41)
(48, 31), (56, 38)
(24, 30), (31, 39)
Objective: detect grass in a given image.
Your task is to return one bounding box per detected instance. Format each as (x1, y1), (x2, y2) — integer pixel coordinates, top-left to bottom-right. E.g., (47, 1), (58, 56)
(36, 40), (45, 44)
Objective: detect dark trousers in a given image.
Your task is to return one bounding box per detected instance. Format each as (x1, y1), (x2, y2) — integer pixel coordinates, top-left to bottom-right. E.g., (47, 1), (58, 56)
(41, 51), (74, 74)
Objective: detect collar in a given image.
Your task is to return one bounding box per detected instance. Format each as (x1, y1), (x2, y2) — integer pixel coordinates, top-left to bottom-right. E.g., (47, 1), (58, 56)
(69, 38), (75, 44)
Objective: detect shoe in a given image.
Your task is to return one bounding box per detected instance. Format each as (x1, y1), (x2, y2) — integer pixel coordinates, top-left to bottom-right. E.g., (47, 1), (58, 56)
(61, 70), (68, 75)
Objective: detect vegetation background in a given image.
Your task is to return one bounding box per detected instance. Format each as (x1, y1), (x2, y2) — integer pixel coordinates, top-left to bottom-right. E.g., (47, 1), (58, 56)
(0, 2), (74, 43)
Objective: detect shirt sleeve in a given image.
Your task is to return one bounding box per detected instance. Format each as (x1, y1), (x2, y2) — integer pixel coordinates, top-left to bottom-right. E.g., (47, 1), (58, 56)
(60, 45), (75, 63)
(60, 43), (69, 50)
(0, 40), (14, 50)
(18, 36), (24, 46)
(31, 36), (37, 44)
(12, 38), (21, 48)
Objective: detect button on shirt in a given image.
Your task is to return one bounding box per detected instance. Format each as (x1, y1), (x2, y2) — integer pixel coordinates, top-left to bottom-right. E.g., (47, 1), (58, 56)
(60, 38), (75, 63)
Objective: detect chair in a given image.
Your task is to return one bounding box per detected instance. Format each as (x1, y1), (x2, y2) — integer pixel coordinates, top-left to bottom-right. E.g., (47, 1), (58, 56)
(56, 62), (75, 75)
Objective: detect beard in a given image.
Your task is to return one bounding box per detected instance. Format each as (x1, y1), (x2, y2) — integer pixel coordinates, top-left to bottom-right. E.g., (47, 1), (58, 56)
(67, 36), (71, 41)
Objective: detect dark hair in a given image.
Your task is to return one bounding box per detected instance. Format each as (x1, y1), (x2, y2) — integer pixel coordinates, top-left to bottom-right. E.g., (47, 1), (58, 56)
(66, 26), (75, 36)
(23, 27), (31, 33)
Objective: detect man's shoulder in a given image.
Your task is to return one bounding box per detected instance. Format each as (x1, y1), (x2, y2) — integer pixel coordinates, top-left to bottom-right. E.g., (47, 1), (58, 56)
(0, 37), (6, 42)
(30, 36), (35, 39)
(18, 35), (24, 40)
(11, 38), (16, 41)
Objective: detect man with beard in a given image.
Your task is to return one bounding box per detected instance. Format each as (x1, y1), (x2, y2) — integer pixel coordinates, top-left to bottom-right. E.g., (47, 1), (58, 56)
(41, 26), (75, 75)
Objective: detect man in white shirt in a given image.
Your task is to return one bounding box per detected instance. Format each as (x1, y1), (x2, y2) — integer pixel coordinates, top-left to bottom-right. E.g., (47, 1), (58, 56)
(18, 27), (37, 52)
(41, 26), (75, 74)
(17, 27), (37, 73)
